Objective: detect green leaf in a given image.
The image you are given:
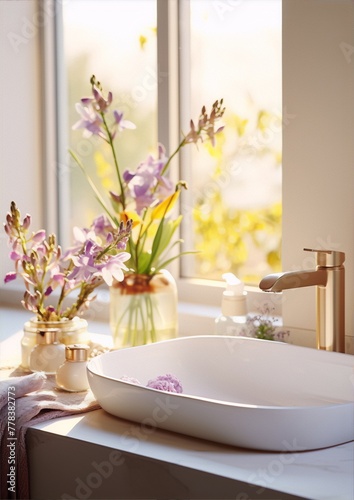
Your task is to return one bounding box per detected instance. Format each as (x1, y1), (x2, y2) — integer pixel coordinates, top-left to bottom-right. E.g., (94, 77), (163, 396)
(147, 217), (183, 271)
(140, 217), (165, 274)
(156, 250), (199, 273)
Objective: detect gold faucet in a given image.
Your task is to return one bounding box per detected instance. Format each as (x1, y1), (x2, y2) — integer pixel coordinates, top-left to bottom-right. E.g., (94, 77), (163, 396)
(259, 248), (345, 353)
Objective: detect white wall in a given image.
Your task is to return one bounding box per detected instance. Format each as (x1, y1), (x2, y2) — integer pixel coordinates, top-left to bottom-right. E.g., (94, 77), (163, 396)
(0, 0), (43, 280)
(282, 0), (354, 352)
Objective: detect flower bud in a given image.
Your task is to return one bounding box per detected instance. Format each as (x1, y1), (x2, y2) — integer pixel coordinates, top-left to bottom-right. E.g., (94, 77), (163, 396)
(22, 214), (31, 230)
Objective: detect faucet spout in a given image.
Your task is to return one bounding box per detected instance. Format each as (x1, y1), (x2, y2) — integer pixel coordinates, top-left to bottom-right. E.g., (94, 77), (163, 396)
(259, 248), (345, 353)
(259, 269), (327, 293)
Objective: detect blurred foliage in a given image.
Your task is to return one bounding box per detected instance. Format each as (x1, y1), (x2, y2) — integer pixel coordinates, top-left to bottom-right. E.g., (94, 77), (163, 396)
(192, 108), (282, 283)
(193, 194), (282, 282)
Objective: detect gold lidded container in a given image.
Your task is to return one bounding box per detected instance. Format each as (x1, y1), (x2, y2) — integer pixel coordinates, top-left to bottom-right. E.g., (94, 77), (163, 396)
(56, 344), (90, 392)
(65, 344), (90, 362)
(29, 329), (66, 375)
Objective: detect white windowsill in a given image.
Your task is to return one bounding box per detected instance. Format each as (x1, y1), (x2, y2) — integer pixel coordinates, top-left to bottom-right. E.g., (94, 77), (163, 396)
(0, 279), (314, 349)
(2, 280), (353, 353)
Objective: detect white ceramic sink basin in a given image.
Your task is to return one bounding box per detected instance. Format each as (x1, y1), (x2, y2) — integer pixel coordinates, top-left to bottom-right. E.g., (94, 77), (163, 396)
(87, 335), (354, 451)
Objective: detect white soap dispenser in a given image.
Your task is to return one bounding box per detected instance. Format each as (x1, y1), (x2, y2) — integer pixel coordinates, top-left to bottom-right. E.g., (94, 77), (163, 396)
(215, 273), (248, 335)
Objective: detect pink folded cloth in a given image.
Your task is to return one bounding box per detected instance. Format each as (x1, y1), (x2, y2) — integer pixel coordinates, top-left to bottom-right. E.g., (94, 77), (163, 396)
(0, 369), (100, 499)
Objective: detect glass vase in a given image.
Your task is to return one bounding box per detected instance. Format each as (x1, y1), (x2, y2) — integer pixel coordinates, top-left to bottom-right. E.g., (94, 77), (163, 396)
(21, 317), (89, 371)
(110, 269), (178, 348)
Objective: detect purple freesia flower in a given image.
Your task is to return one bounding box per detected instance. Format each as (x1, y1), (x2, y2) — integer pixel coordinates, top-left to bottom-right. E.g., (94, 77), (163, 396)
(68, 240), (99, 283)
(95, 252), (130, 286)
(90, 214), (118, 242)
(147, 374), (183, 393)
(4, 201), (132, 321)
(72, 102), (104, 138)
(65, 223), (102, 260)
(67, 218), (131, 287)
(92, 87), (113, 112)
(123, 144), (174, 214)
(73, 77), (136, 144)
(91, 215), (109, 235)
(113, 110), (136, 133)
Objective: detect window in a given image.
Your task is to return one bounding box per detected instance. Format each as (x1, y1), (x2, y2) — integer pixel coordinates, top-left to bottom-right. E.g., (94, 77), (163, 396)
(62, 0), (158, 231)
(61, 0), (282, 291)
(180, 0), (282, 285)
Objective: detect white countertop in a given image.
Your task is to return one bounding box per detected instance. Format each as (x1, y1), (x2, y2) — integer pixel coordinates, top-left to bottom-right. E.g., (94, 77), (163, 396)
(29, 408), (354, 500)
(1, 309), (353, 499)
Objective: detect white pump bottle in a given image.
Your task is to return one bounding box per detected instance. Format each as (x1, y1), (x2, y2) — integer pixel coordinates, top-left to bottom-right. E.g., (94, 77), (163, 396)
(214, 273), (248, 335)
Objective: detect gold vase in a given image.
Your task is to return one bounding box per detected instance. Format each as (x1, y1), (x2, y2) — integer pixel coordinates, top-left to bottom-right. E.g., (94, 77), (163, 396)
(110, 269), (178, 348)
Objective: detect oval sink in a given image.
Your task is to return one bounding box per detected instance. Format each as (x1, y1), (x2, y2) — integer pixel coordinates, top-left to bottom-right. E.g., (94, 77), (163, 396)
(87, 335), (354, 451)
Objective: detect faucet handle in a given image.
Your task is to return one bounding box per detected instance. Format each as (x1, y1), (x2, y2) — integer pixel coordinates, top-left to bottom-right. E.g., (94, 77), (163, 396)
(303, 248), (345, 267)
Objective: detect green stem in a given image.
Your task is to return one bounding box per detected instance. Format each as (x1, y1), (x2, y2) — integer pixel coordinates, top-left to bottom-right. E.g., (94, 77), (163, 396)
(146, 294), (156, 343)
(116, 295), (136, 345)
(101, 113), (126, 210)
(69, 150), (119, 226)
(113, 290), (158, 347)
(160, 138), (187, 177)
(63, 279), (102, 319)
